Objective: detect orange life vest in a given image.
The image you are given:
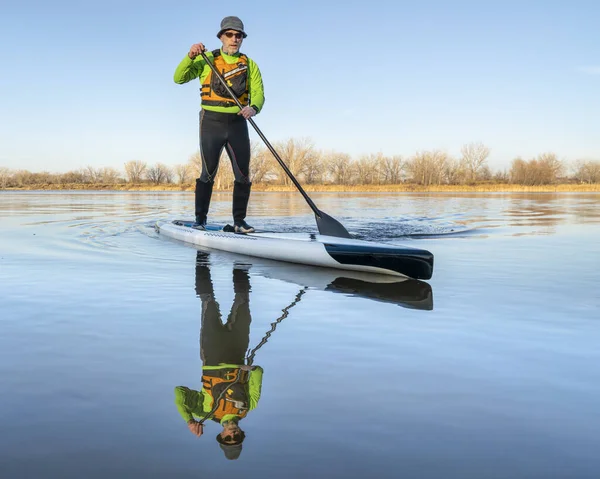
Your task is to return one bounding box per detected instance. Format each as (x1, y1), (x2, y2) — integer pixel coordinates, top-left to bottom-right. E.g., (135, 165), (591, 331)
(202, 367), (250, 422)
(201, 49), (249, 108)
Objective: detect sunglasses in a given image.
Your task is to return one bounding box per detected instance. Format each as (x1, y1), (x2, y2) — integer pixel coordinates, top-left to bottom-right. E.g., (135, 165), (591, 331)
(221, 431), (245, 444)
(223, 31), (243, 39)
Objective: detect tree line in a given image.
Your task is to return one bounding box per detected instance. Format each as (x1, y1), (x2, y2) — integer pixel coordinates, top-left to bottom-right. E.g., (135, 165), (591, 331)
(1, 140), (599, 189)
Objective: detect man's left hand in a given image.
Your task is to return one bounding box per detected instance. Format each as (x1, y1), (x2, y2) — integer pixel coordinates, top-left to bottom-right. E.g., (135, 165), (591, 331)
(238, 106), (256, 120)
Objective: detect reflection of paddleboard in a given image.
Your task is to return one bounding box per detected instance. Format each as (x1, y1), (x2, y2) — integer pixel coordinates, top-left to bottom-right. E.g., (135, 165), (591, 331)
(326, 277), (433, 310)
(246, 260), (433, 310)
(156, 219), (434, 279)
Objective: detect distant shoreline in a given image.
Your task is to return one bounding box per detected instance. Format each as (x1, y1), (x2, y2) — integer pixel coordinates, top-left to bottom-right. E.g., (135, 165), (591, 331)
(3, 183), (600, 193)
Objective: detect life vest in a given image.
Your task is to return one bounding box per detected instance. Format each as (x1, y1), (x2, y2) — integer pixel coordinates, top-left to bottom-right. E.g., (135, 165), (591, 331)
(201, 49), (249, 108)
(202, 367), (250, 422)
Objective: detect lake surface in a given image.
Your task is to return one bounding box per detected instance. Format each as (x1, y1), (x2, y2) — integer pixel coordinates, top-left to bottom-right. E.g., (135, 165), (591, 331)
(1, 191), (599, 478)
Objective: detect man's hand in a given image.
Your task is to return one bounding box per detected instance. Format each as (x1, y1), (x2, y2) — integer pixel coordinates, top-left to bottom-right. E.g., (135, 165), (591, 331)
(238, 106), (256, 120)
(187, 420), (204, 437)
(188, 43), (206, 59)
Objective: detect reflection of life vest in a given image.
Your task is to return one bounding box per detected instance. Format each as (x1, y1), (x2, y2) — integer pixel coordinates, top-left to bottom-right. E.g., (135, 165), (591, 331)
(201, 49), (249, 108)
(202, 368), (250, 422)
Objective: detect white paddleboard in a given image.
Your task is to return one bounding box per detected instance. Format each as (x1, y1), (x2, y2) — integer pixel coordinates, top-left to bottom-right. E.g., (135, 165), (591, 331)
(155, 219), (434, 279)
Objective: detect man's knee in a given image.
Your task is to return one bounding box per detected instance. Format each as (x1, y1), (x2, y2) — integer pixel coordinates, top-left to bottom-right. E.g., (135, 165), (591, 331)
(197, 176), (215, 185)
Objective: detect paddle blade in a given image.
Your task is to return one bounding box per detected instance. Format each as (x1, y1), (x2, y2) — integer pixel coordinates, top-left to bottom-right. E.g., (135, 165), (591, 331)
(316, 210), (352, 238)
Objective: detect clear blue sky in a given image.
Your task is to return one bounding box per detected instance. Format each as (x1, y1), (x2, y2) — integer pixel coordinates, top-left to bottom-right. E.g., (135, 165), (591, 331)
(1, 0), (598, 172)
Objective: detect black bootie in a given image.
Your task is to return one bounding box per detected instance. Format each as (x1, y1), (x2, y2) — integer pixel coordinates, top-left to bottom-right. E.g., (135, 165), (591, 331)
(195, 179), (214, 228)
(232, 182), (254, 233)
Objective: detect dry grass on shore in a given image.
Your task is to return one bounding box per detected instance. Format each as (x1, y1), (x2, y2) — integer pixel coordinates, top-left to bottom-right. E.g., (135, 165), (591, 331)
(5, 182), (600, 193)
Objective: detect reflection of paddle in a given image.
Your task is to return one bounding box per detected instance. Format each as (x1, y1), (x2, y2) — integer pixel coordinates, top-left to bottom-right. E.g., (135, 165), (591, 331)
(200, 51), (351, 239)
(246, 287), (307, 365)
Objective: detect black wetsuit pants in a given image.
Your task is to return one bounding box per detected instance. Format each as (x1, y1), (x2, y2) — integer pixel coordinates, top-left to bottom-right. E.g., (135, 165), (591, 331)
(195, 109), (252, 223)
(196, 255), (251, 366)
(198, 109), (251, 184)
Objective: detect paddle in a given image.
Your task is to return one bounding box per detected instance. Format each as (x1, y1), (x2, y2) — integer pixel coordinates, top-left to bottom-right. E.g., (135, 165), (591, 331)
(199, 51), (351, 239)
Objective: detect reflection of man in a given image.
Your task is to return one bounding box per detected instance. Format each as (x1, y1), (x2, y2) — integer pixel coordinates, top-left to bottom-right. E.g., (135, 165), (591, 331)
(174, 252), (263, 460)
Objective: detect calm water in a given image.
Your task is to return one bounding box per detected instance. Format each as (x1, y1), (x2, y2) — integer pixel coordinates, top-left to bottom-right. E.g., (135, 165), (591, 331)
(1, 191), (599, 479)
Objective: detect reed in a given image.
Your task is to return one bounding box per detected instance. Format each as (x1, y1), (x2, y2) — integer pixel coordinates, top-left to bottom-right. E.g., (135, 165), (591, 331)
(6, 183), (600, 192)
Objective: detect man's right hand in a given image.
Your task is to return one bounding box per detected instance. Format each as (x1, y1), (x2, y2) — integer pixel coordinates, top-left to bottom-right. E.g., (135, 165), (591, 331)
(187, 420), (204, 437)
(188, 43), (206, 59)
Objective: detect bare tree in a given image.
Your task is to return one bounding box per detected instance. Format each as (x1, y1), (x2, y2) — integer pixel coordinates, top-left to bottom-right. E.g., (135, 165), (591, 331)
(355, 154), (380, 185)
(478, 165), (493, 181)
(99, 167), (122, 184)
(444, 157), (465, 185)
(124, 160), (147, 183)
(146, 163), (172, 185)
(461, 142), (490, 183)
(174, 163), (192, 184)
(354, 156), (370, 185)
(11, 170), (27, 187)
(187, 152), (202, 179)
(163, 166), (174, 184)
(302, 150), (326, 184)
(537, 152), (564, 183)
(406, 150), (448, 185)
(271, 138), (314, 186)
(59, 170), (86, 185)
(74, 166), (120, 185)
(510, 153), (564, 185)
(574, 159), (600, 183)
(250, 145), (274, 184)
(4, 168), (68, 188)
(379, 155), (404, 184)
(324, 151), (353, 185)
(83, 166), (102, 183)
(25, 171), (54, 185)
(213, 150), (234, 190)
(510, 157), (527, 184)
(0, 167), (12, 189)
(493, 169), (510, 183)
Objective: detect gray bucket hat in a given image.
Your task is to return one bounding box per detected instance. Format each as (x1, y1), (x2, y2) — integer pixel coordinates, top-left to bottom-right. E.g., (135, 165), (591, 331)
(217, 16), (247, 38)
(219, 443), (243, 460)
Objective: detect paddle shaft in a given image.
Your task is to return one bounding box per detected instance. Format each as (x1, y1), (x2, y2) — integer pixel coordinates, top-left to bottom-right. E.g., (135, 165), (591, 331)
(199, 51), (322, 217)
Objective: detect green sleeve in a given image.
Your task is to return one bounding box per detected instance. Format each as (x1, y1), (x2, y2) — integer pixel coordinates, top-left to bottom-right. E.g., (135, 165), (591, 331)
(247, 366), (264, 410)
(248, 58), (265, 113)
(174, 386), (201, 422)
(173, 55), (205, 84)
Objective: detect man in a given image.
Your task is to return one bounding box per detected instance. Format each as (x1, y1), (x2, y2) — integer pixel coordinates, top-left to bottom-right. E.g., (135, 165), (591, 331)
(173, 16), (265, 233)
(174, 253), (263, 460)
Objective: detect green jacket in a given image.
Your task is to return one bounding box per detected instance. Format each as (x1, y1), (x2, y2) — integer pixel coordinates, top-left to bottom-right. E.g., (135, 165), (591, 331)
(174, 364), (264, 425)
(173, 49), (265, 114)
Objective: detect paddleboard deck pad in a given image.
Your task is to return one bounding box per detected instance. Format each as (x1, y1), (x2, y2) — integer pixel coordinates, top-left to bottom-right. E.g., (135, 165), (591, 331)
(156, 219), (434, 279)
